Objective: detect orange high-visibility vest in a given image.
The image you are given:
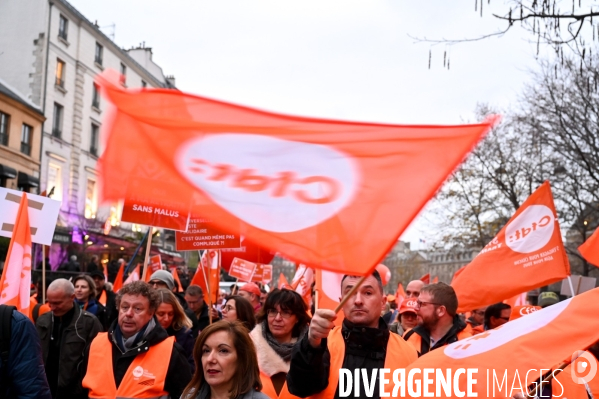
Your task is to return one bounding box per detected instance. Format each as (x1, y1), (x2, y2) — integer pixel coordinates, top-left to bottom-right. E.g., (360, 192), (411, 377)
(82, 332), (174, 399)
(405, 328), (471, 355)
(310, 326), (418, 399)
(98, 290), (107, 306)
(260, 371), (302, 399)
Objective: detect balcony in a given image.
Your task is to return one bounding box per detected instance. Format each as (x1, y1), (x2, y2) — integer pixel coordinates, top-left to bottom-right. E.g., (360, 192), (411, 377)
(20, 142), (31, 156)
(0, 133), (7, 146)
(52, 128), (62, 139)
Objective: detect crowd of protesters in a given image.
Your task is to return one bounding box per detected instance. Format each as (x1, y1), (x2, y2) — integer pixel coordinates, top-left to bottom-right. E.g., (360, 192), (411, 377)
(0, 261), (592, 399)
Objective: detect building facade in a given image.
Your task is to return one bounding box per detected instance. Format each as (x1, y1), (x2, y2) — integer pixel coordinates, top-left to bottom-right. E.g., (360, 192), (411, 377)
(0, 0), (178, 269)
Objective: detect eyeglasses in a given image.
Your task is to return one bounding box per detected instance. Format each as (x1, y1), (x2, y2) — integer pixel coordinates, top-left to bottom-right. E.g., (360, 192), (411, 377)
(416, 300), (441, 308)
(223, 305), (236, 312)
(267, 309), (294, 319)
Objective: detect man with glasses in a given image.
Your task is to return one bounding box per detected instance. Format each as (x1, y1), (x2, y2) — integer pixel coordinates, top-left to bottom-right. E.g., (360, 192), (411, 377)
(82, 281), (190, 399)
(483, 302), (511, 330)
(287, 270), (418, 399)
(404, 282), (472, 356)
(464, 306), (486, 335)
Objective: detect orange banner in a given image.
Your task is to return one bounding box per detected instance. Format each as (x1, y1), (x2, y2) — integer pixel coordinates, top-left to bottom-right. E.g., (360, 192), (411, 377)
(96, 70), (497, 277)
(452, 181), (570, 312)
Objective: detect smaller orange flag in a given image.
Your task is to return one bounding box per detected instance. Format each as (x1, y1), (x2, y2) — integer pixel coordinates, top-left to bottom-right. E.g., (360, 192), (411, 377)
(432, 276), (439, 284)
(123, 264), (140, 286)
(420, 273), (430, 284)
(171, 268), (184, 293)
(395, 283), (406, 306)
(112, 261), (126, 293)
(315, 269), (343, 327)
(291, 265), (314, 306)
(208, 250), (221, 305)
(579, 228), (599, 267)
(0, 193), (33, 315)
(278, 273), (291, 289)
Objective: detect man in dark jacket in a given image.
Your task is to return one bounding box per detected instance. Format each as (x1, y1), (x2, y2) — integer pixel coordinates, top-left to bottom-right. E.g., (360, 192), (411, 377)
(403, 282), (472, 356)
(86, 255), (99, 273)
(0, 305), (51, 399)
(36, 279), (102, 399)
(90, 270), (118, 329)
(59, 255), (80, 273)
(82, 281), (191, 398)
(287, 271), (418, 399)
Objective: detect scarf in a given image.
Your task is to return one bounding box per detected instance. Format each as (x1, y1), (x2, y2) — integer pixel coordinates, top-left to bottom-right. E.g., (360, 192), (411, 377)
(114, 317), (156, 352)
(261, 319), (307, 362)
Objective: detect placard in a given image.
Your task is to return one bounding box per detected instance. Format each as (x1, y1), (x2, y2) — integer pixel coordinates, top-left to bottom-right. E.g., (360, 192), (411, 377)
(228, 258), (256, 282)
(149, 255), (162, 275)
(262, 264), (273, 284)
(561, 275), (597, 296)
(0, 188), (61, 245)
(251, 263), (264, 282)
(176, 217), (240, 250)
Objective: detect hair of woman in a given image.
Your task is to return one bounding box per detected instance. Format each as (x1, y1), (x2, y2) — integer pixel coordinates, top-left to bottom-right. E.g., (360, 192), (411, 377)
(156, 288), (192, 330)
(256, 288), (310, 337)
(73, 274), (97, 300)
(225, 295), (257, 331)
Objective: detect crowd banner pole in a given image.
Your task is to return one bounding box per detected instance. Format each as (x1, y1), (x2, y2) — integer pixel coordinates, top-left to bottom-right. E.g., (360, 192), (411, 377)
(126, 229), (149, 275)
(141, 226), (153, 282)
(334, 275), (367, 314)
(42, 245), (46, 303)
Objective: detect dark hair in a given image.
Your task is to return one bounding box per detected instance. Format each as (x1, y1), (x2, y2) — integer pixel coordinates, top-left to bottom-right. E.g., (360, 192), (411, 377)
(420, 282), (458, 317)
(73, 274), (97, 300)
(116, 281), (160, 311)
(186, 285), (204, 297)
(484, 303), (511, 328)
(341, 270), (384, 294)
(225, 295), (256, 331)
(256, 289), (310, 337)
(182, 320), (262, 398)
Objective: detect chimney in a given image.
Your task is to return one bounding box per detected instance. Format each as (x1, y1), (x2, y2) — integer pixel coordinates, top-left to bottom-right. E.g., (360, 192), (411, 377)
(165, 75), (176, 88)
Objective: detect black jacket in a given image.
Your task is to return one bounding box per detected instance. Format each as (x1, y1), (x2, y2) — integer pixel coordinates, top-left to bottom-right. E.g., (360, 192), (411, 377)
(403, 315), (469, 356)
(167, 326), (196, 373)
(287, 318), (390, 399)
(100, 318), (191, 399)
(96, 287), (117, 330)
(36, 305), (102, 399)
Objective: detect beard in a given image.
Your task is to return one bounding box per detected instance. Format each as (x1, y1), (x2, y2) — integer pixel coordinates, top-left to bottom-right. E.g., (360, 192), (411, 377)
(420, 312), (440, 331)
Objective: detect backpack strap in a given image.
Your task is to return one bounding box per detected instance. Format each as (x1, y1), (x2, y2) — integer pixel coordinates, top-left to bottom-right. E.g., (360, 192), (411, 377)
(32, 303), (42, 322)
(0, 304), (16, 398)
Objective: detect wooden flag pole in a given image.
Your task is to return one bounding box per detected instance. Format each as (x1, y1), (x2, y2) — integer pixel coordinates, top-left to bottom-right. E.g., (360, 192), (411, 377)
(333, 275), (367, 314)
(232, 278), (239, 295)
(42, 245), (46, 303)
(141, 226), (153, 282)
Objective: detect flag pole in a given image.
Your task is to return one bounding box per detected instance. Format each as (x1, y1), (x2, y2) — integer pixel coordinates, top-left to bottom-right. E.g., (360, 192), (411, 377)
(334, 275), (367, 313)
(141, 226), (153, 282)
(42, 245), (46, 303)
(200, 251), (212, 324)
(567, 275), (577, 297)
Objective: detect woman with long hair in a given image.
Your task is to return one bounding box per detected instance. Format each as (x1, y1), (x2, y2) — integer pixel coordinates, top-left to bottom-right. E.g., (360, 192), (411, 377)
(155, 288), (196, 372)
(250, 289), (310, 399)
(221, 295), (256, 331)
(182, 320), (270, 399)
(73, 274), (106, 328)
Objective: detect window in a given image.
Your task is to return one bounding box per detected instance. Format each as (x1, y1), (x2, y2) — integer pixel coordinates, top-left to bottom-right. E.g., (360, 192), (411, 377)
(55, 59), (65, 87)
(90, 123), (99, 156)
(141, 80), (147, 88)
(92, 84), (100, 108)
(85, 178), (97, 219)
(120, 63), (127, 85)
(94, 42), (103, 65)
(0, 111), (9, 146)
(52, 103), (63, 138)
(58, 15), (68, 40)
(20, 124), (32, 156)
(47, 164), (62, 202)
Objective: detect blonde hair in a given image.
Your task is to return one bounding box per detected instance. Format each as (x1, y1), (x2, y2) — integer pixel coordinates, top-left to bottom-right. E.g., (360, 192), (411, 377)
(156, 288), (192, 330)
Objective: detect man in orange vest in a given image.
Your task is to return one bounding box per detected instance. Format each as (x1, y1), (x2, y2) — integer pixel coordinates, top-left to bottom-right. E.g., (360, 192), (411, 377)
(404, 282), (472, 356)
(82, 281), (191, 398)
(287, 270), (418, 399)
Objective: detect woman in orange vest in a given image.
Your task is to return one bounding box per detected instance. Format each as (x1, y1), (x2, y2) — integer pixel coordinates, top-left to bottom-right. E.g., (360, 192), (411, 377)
(182, 320), (271, 399)
(249, 289), (310, 399)
(222, 295), (257, 331)
(156, 288), (196, 372)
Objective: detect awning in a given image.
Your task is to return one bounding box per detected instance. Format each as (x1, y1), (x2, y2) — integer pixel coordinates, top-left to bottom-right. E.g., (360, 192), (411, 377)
(17, 171), (39, 188)
(0, 164), (17, 179)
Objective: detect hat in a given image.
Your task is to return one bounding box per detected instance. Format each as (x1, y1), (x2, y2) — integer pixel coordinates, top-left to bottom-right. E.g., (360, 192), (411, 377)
(89, 270), (105, 280)
(538, 291), (560, 308)
(399, 299), (418, 315)
(240, 282), (261, 296)
(509, 305), (542, 321)
(386, 294), (396, 303)
(149, 270), (175, 291)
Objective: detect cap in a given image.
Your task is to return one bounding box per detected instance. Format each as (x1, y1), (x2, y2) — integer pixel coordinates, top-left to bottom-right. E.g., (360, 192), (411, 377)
(399, 299), (418, 315)
(89, 270), (105, 280)
(538, 291), (560, 308)
(149, 270), (175, 291)
(240, 282), (261, 296)
(387, 294), (396, 303)
(509, 305), (542, 321)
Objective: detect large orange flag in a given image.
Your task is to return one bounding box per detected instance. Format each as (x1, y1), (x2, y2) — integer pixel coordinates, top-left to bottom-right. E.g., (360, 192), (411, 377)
(0, 193), (32, 315)
(452, 181), (570, 312)
(579, 227), (599, 267)
(404, 287), (599, 398)
(96, 70), (497, 277)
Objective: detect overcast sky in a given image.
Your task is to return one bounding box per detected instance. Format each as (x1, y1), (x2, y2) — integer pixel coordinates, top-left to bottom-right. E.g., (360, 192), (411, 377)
(69, 0), (544, 249)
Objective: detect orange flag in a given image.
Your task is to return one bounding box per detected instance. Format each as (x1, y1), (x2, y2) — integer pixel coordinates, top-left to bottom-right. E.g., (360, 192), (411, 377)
(191, 250), (219, 304)
(0, 193), (32, 315)
(432, 276), (439, 284)
(452, 181), (570, 312)
(123, 264), (140, 286)
(291, 265), (314, 306)
(395, 283), (406, 306)
(504, 292), (528, 308)
(404, 287), (599, 398)
(579, 227), (599, 267)
(315, 269), (343, 327)
(171, 267), (184, 293)
(277, 273), (291, 290)
(112, 261), (125, 293)
(420, 273), (431, 284)
(96, 70), (497, 277)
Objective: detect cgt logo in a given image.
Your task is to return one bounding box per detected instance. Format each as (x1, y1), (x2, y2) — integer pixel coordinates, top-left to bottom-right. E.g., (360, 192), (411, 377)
(505, 205), (555, 254)
(571, 350), (598, 384)
(176, 134), (359, 233)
